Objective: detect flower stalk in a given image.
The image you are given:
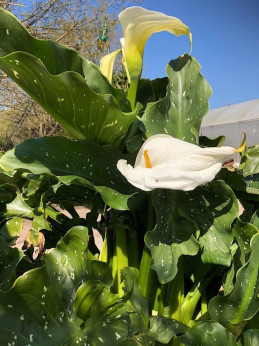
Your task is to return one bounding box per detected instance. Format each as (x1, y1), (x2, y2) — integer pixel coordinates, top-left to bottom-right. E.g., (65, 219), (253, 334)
(113, 225), (129, 297)
(168, 258), (185, 321)
(181, 267), (221, 325)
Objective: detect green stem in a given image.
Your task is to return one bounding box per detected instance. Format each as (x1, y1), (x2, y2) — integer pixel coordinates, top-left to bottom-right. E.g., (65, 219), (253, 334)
(171, 336), (182, 346)
(153, 285), (161, 312)
(181, 268), (221, 325)
(114, 225), (128, 297)
(99, 231), (108, 262)
(45, 205), (70, 224)
(127, 78), (138, 110)
(138, 245), (160, 312)
(138, 193), (158, 310)
(201, 290), (207, 315)
(112, 240), (117, 291)
(138, 245), (152, 300)
(180, 281), (203, 326)
(158, 284), (167, 316)
(168, 258), (184, 321)
(127, 228), (139, 269)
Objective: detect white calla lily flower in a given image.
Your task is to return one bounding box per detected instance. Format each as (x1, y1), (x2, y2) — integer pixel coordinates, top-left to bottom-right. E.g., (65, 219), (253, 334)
(117, 134), (238, 192)
(118, 6), (192, 84)
(100, 49), (121, 83)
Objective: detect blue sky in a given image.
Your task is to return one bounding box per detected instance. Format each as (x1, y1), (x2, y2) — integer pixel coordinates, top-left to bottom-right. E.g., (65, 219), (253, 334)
(136, 0), (259, 109)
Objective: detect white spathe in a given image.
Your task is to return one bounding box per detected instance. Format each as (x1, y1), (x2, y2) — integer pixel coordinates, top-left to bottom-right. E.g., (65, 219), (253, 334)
(100, 49), (121, 83)
(117, 134), (237, 191)
(118, 6), (192, 82)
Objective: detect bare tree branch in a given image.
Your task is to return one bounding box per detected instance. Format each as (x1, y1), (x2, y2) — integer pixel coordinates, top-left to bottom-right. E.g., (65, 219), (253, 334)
(25, 0), (58, 27)
(56, 21), (78, 42)
(0, 1), (25, 7)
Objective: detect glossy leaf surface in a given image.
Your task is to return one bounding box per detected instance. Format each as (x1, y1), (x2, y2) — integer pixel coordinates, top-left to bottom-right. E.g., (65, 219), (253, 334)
(0, 227), (133, 345)
(209, 234), (259, 326)
(145, 181), (238, 283)
(0, 137), (137, 210)
(148, 315), (188, 344)
(121, 267), (149, 327)
(240, 144), (259, 177)
(232, 218), (259, 265)
(179, 321), (238, 346)
(142, 54), (212, 144)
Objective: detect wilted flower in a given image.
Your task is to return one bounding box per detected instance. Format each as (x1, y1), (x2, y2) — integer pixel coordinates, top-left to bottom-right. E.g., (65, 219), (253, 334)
(117, 134), (240, 191)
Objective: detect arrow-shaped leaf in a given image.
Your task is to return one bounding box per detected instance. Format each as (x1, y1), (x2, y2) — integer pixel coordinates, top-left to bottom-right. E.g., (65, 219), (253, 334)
(142, 54), (212, 144)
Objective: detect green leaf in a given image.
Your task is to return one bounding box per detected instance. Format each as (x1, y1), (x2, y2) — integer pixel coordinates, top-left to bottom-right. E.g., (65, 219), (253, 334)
(145, 181), (238, 283)
(0, 217), (23, 244)
(145, 189), (199, 283)
(32, 214), (51, 232)
(241, 329), (259, 346)
(217, 168), (247, 193)
(178, 321), (238, 346)
(148, 315), (188, 343)
(245, 310), (259, 330)
(136, 77), (168, 111)
(74, 281), (131, 344)
(0, 52), (140, 145)
(124, 119), (146, 154)
(0, 9), (129, 109)
(194, 181), (238, 265)
(122, 339), (142, 346)
(95, 186), (134, 211)
(199, 135), (226, 148)
(142, 54), (212, 144)
(216, 169), (259, 205)
(0, 238), (23, 291)
(5, 191), (33, 218)
(209, 233), (259, 326)
(232, 218), (259, 265)
(53, 183), (97, 209)
(120, 269), (188, 344)
(245, 174), (259, 195)
(251, 210), (259, 229)
(125, 77), (168, 154)
(121, 267), (149, 327)
(238, 143), (259, 196)
(222, 245), (241, 296)
(0, 172), (16, 202)
(240, 144), (259, 177)
(0, 137), (137, 210)
(0, 226), (133, 344)
(239, 144), (259, 194)
(89, 260), (113, 287)
(21, 174), (54, 208)
(0, 9), (140, 146)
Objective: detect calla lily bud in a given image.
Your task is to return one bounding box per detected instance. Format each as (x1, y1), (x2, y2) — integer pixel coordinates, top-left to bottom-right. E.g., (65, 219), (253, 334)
(117, 134), (237, 191)
(118, 6), (192, 83)
(100, 49), (121, 83)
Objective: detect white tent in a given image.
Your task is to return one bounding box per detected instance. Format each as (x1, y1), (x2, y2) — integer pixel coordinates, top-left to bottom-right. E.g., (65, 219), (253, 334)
(200, 99), (259, 148)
